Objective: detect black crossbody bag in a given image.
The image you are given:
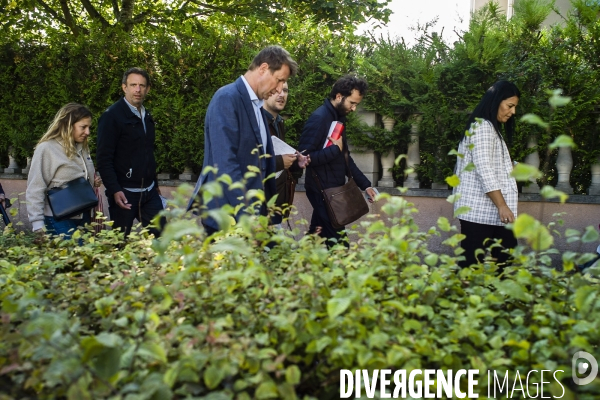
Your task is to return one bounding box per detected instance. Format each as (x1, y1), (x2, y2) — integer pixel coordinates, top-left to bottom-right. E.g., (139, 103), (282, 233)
(46, 153), (98, 221)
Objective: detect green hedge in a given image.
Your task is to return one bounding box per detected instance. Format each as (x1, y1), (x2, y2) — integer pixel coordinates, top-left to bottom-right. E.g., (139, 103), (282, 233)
(355, 1), (600, 193)
(0, 185), (599, 399)
(2, 1), (600, 194)
(0, 19), (359, 174)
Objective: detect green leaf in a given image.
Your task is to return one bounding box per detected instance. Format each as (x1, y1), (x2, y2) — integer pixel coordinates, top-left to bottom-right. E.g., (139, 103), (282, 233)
(93, 347), (121, 381)
(255, 380), (279, 399)
(138, 342), (167, 364)
(424, 253), (439, 266)
(549, 135), (575, 150)
(394, 154), (407, 166)
(437, 217), (451, 232)
(448, 149), (463, 158)
(495, 281), (531, 302)
(327, 296), (352, 319)
(446, 194), (461, 205)
(548, 90), (571, 108)
(285, 365), (301, 385)
(581, 226), (600, 243)
(574, 287), (596, 314)
(513, 214), (554, 251)
(462, 162), (475, 172)
(511, 163), (542, 181)
(454, 206), (471, 218)
(520, 113), (549, 129)
(203, 364), (225, 390)
(403, 319), (422, 332)
(445, 174), (460, 188)
(540, 186), (569, 203)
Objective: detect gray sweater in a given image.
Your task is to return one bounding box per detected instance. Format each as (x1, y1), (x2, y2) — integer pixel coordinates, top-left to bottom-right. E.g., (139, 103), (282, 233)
(26, 139), (95, 231)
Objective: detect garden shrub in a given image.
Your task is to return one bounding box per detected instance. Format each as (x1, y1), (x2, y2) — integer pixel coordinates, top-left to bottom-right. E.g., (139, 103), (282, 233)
(0, 183), (599, 399)
(356, 0), (600, 192)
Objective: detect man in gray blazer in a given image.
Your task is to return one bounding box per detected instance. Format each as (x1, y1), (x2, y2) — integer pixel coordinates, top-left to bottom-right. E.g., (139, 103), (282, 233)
(188, 46), (299, 234)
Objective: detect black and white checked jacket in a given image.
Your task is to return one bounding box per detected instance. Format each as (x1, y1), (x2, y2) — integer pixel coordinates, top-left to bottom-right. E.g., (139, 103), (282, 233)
(453, 120), (518, 226)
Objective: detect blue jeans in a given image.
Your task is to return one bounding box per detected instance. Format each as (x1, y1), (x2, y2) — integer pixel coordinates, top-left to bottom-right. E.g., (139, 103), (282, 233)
(44, 212), (91, 241)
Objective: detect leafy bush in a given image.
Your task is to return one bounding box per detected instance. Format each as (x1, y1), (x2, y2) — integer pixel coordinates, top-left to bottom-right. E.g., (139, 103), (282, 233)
(356, 0), (600, 192)
(1, 182), (600, 399)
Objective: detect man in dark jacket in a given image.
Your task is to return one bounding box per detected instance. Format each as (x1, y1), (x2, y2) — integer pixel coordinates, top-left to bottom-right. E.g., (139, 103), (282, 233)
(97, 67), (163, 237)
(262, 82), (307, 218)
(298, 75), (377, 245)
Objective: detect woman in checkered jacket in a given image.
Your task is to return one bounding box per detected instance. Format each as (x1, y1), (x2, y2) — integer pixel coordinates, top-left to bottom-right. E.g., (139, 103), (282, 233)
(453, 81), (521, 268)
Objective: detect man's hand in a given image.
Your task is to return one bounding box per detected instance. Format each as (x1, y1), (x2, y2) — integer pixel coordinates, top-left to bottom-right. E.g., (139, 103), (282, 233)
(0, 194), (5, 208)
(296, 152), (310, 169)
(329, 136), (343, 152)
(282, 154), (297, 169)
(365, 187), (378, 203)
(114, 191), (132, 210)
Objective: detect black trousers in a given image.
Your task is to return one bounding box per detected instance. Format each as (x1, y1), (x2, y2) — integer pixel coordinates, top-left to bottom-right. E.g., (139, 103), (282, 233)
(107, 187), (165, 237)
(459, 219), (517, 268)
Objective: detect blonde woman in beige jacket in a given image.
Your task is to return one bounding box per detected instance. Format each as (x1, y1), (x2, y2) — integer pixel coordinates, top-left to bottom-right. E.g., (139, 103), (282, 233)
(26, 103), (102, 239)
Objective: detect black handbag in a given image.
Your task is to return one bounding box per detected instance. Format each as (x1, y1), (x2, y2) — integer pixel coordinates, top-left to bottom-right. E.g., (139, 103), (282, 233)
(46, 177), (98, 221)
(311, 150), (369, 230)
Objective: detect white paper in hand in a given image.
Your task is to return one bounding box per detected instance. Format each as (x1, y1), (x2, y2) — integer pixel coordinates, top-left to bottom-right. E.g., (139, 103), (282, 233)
(271, 136), (297, 179)
(271, 136), (296, 155)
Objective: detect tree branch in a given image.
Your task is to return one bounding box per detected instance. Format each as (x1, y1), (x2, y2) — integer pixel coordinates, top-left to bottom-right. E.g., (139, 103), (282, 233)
(35, 0), (69, 27)
(80, 0), (111, 28)
(111, 0), (120, 21)
(58, 0), (79, 35)
(120, 0), (135, 22)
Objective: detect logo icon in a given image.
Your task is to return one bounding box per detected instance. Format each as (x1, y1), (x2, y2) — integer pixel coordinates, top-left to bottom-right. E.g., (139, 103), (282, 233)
(572, 351), (598, 385)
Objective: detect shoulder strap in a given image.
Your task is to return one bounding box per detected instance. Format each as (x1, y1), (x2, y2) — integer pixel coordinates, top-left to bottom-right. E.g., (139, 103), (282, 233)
(310, 146), (353, 193)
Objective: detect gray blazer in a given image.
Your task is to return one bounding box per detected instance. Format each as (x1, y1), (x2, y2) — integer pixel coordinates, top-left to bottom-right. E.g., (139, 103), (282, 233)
(188, 77), (278, 230)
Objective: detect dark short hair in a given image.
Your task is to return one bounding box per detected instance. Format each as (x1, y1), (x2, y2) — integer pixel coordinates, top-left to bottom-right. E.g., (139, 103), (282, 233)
(122, 67), (151, 87)
(464, 80), (521, 142)
(248, 46), (298, 77)
(328, 75), (368, 100)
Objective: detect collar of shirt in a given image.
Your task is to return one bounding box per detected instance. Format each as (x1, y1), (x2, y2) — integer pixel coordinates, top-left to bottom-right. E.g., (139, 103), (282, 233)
(262, 109), (283, 137)
(241, 75), (263, 108)
(241, 75), (268, 149)
(263, 109), (283, 124)
(124, 97), (146, 119)
(123, 97), (147, 133)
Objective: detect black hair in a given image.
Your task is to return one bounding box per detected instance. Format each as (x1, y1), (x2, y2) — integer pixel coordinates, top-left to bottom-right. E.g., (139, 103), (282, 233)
(463, 80), (521, 143)
(122, 67), (151, 87)
(328, 75), (368, 99)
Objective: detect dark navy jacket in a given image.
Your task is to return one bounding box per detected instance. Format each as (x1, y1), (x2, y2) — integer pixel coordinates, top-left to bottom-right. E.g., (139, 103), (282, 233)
(298, 99), (371, 196)
(96, 98), (157, 195)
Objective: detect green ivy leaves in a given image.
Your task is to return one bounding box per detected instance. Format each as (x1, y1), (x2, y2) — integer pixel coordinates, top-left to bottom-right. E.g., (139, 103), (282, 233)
(513, 213), (554, 251)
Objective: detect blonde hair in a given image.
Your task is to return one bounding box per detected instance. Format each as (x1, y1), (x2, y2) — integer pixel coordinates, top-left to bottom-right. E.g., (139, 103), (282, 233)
(38, 103), (92, 158)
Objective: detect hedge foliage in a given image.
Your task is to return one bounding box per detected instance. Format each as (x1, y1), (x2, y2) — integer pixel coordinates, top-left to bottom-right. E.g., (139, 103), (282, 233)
(0, 15), (361, 174)
(1, 183), (600, 399)
(1, 0), (600, 194)
(354, 0), (600, 193)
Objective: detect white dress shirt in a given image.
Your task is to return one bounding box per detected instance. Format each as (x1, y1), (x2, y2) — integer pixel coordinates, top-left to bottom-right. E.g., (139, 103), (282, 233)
(240, 75), (268, 152)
